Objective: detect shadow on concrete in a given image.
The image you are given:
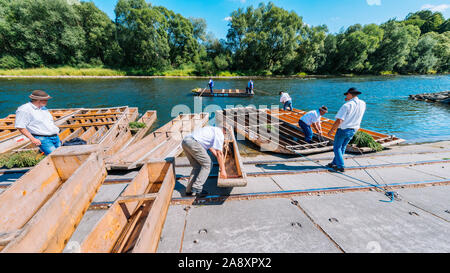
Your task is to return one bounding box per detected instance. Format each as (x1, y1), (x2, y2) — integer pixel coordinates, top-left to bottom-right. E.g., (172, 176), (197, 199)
(255, 163), (323, 172)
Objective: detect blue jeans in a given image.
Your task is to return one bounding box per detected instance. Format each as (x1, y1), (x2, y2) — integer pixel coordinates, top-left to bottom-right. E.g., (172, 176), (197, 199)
(331, 128), (356, 168)
(210, 86), (213, 93)
(34, 135), (61, 155)
(298, 120), (313, 143)
(283, 100), (293, 110)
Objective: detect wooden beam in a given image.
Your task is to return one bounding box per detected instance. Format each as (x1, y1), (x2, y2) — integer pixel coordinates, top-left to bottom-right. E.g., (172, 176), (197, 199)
(117, 193), (158, 203)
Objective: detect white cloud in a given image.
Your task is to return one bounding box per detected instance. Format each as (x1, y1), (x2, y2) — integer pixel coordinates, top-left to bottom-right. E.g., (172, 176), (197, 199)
(224, 17), (232, 22)
(421, 4), (450, 12)
(366, 0), (381, 6)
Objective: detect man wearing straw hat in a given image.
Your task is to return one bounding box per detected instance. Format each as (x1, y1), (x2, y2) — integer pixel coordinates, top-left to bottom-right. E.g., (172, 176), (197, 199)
(15, 90), (61, 155)
(327, 87), (366, 172)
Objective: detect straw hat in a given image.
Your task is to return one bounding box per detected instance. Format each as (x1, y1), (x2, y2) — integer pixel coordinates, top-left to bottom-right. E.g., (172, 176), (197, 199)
(29, 90), (52, 100)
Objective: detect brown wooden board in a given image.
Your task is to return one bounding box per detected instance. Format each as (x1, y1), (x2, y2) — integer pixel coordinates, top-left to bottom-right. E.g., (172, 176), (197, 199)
(79, 159), (176, 253)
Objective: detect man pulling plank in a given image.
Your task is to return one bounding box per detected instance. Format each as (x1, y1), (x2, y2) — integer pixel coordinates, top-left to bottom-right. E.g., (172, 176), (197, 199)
(181, 122), (228, 197)
(298, 106), (328, 143)
(279, 91), (293, 111)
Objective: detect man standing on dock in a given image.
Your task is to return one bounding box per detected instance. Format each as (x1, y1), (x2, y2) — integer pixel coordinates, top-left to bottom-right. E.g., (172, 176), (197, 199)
(327, 88), (366, 172)
(14, 90), (61, 155)
(208, 78), (214, 94)
(280, 91), (293, 111)
(246, 79), (254, 94)
(298, 106), (328, 143)
(181, 124), (228, 197)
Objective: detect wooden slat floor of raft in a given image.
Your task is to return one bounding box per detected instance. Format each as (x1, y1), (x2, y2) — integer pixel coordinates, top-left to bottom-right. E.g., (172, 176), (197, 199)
(7, 107), (138, 154)
(106, 113), (209, 170)
(192, 88), (254, 97)
(266, 108), (405, 151)
(223, 107), (332, 155)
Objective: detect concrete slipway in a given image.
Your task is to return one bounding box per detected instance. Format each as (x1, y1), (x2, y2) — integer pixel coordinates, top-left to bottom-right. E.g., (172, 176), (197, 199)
(1, 141), (449, 253)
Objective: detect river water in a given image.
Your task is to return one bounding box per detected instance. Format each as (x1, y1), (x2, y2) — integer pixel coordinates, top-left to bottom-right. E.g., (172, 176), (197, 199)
(1, 75), (449, 143)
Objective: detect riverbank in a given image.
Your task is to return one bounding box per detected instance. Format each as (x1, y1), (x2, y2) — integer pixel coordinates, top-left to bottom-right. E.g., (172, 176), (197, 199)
(0, 67), (446, 79)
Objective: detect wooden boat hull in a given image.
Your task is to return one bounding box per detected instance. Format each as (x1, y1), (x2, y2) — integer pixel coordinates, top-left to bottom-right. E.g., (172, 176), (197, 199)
(223, 107), (332, 155)
(266, 108), (405, 153)
(192, 88), (254, 97)
(0, 145), (104, 252)
(106, 113), (209, 170)
(78, 159), (176, 253)
(216, 111), (247, 187)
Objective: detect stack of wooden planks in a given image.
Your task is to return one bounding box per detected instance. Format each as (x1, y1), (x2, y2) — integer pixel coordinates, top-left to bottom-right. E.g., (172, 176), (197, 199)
(266, 108), (405, 153)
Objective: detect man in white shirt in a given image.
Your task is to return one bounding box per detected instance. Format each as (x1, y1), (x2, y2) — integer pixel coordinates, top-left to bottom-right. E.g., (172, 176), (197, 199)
(327, 88), (366, 172)
(298, 106), (328, 143)
(181, 124), (228, 197)
(279, 91), (293, 111)
(15, 90), (61, 155)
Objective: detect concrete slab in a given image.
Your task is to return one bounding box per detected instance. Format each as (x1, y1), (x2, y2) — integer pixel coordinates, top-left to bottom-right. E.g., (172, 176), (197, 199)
(173, 176), (280, 197)
(92, 183), (128, 203)
(293, 191), (450, 253)
(270, 170), (375, 192)
(180, 198), (340, 253)
(157, 205), (188, 253)
(404, 164), (450, 179)
(64, 210), (107, 252)
(396, 185), (450, 221)
(365, 166), (443, 184)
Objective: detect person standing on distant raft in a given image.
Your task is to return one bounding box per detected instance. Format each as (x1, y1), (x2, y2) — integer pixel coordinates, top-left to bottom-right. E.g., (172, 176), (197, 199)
(181, 124), (228, 197)
(246, 79), (254, 94)
(327, 87), (366, 172)
(14, 90), (61, 155)
(208, 78), (214, 94)
(280, 91), (293, 111)
(298, 106), (328, 143)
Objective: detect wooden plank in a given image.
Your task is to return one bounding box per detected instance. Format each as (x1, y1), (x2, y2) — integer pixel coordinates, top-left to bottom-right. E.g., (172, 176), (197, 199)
(117, 193), (158, 203)
(2, 152), (107, 253)
(79, 161), (160, 252)
(132, 160), (176, 253)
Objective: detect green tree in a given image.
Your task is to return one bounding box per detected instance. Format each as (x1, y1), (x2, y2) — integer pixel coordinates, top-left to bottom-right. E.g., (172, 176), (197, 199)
(0, 0), (85, 67)
(74, 2), (116, 65)
(156, 6), (199, 67)
(294, 25), (328, 74)
(226, 2), (304, 73)
(406, 32), (439, 73)
(370, 21), (420, 73)
(115, 0), (169, 70)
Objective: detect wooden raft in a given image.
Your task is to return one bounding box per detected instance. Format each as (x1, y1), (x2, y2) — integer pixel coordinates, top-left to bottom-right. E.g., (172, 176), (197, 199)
(106, 113), (209, 170)
(266, 108), (405, 153)
(192, 88), (254, 97)
(223, 107), (332, 155)
(0, 145), (106, 252)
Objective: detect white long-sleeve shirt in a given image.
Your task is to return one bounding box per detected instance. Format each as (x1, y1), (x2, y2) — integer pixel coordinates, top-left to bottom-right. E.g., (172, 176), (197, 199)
(280, 93), (292, 103)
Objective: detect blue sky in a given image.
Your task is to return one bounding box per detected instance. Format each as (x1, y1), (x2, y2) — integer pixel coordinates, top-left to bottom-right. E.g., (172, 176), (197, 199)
(91, 0), (450, 38)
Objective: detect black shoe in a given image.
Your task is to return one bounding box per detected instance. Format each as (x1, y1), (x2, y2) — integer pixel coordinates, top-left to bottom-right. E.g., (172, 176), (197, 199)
(328, 165), (345, 173)
(326, 163), (336, 168)
(193, 190), (209, 198)
(185, 191), (193, 197)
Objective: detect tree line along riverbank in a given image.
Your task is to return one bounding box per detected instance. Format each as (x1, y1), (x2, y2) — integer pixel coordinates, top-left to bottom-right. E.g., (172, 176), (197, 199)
(0, 0), (449, 77)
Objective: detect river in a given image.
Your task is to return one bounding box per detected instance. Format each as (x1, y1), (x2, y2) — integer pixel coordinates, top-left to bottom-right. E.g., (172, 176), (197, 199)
(1, 75), (449, 143)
